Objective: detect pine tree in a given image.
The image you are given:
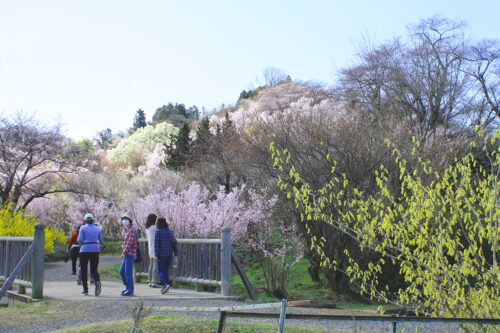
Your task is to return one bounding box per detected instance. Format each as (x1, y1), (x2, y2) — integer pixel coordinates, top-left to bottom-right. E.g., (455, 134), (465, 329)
(193, 117), (211, 154)
(132, 109), (147, 130)
(165, 122), (191, 171)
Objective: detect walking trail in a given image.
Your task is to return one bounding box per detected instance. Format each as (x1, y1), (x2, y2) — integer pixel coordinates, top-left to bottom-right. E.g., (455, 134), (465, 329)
(0, 257), (457, 332)
(43, 255), (234, 301)
(1, 256), (251, 333)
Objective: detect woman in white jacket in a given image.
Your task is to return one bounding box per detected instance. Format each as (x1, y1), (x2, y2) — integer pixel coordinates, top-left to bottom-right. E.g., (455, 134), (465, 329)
(145, 213), (161, 287)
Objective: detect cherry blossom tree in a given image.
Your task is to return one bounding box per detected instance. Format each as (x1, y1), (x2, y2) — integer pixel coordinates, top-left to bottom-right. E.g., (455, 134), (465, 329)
(0, 113), (94, 211)
(121, 182), (276, 244)
(248, 218), (303, 298)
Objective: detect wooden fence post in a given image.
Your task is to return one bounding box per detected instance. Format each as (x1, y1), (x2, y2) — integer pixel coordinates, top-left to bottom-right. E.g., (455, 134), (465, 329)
(32, 224), (45, 299)
(221, 227), (231, 296)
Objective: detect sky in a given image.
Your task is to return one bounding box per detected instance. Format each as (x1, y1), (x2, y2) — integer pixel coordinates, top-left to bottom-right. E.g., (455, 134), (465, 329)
(0, 1), (499, 140)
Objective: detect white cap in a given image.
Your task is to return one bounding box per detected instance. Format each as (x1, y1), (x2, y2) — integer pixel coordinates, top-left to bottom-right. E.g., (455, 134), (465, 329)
(84, 213), (94, 221)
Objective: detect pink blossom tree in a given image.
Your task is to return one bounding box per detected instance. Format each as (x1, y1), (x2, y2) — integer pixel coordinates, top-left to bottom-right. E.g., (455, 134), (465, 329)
(65, 196), (120, 236)
(248, 218), (304, 298)
(121, 182), (276, 244)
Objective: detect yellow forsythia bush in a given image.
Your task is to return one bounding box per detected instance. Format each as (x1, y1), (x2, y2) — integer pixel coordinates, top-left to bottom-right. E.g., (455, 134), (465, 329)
(0, 206), (66, 253)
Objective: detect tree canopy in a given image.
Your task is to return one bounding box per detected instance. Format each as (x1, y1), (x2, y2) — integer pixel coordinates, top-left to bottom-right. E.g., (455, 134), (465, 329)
(272, 128), (500, 321)
(0, 113), (93, 210)
(132, 109), (147, 131)
(152, 102), (199, 127)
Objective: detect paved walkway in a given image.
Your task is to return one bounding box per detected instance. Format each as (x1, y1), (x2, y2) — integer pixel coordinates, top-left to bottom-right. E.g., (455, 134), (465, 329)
(40, 255), (234, 302)
(43, 280), (233, 301)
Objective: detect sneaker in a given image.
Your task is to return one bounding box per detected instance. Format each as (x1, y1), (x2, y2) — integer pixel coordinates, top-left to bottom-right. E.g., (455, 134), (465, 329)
(121, 291), (134, 296)
(95, 281), (101, 296)
(161, 284), (170, 294)
(77, 279), (82, 285)
(82, 290), (89, 296)
(71, 272), (76, 275)
(90, 279), (95, 284)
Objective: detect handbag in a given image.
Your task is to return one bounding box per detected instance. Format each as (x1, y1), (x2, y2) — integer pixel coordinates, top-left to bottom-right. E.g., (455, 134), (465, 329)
(64, 253), (69, 263)
(135, 243), (143, 263)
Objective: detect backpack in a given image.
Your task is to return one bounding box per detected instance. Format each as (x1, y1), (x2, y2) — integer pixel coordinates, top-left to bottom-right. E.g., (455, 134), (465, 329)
(135, 242), (143, 263)
(134, 229), (142, 263)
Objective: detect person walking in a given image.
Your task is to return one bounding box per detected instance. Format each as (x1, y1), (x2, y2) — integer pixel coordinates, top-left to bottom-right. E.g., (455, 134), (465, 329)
(145, 213), (161, 287)
(77, 213), (103, 296)
(120, 212), (137, 296)
(66, 226), (81, 276)
(154, 217), (179, 294)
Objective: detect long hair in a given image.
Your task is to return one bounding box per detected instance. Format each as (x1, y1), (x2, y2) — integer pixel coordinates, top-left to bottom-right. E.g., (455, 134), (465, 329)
(145, 213), (157, 229)
(156, 217), (168, 229)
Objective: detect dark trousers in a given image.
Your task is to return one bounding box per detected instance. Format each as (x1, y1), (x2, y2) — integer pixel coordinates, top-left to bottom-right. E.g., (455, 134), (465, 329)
(69, 246), (80, 274)
(157, 255), (172, 286)
(79, 252), (100, 291)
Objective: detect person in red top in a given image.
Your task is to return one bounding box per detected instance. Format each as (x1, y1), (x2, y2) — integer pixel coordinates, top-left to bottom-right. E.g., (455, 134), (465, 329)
(66, 226), (81, 275)
(120, 212), (137, 296)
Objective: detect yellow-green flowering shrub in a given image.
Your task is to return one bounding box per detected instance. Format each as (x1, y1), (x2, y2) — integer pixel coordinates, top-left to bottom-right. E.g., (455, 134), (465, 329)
(0, 206), (66, 253)
(107, 122), (178, 169)
(272, 128), (500, 325)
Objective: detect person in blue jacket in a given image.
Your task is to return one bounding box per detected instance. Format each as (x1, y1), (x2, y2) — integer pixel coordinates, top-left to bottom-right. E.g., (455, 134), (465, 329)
(77, 213), (104, 296)
(154, 217), (179, 294)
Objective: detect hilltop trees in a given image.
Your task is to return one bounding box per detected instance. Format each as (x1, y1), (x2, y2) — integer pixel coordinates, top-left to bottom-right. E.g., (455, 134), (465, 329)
(262, 67), (289, 87)
(339, 16), (500, 144)
(153, 102), (199, 127)
(132, 109), (147, 131)
(465, 39), (500, 121)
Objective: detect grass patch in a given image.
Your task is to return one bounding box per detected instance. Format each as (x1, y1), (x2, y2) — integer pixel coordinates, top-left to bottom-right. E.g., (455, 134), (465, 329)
(0, 301), (83, 329)
(230, 256), (335, 304)
(230, 251), (385, 312)
(55, 314), (328, 332)
(99, 262), (122, 281)
(100, 241), (123, 255)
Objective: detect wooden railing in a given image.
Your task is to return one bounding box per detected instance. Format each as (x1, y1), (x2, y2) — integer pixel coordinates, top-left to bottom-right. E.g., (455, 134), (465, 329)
(0, 224), (45, 299)
(0, 237), (34, 289)
(135, 227), (233, 296)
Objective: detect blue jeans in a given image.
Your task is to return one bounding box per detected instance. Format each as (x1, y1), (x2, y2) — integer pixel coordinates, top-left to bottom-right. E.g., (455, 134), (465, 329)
(120, 255), (135, 294)
(157, 255), (172, 286)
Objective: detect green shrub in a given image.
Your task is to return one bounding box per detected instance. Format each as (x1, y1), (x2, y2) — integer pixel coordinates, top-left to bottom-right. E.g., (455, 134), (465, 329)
(100, 241), (122, 255)
(45, 245), (67, 262)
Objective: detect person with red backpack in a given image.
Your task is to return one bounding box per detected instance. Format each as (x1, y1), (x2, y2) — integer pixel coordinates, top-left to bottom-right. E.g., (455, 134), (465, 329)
(66, 226), (81, 276)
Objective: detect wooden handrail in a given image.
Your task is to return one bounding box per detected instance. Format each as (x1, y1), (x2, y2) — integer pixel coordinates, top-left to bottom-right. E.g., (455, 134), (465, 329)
(0, 237), (34, 242)
(138, 238), (222, 245)
(0, 243), (34, 299)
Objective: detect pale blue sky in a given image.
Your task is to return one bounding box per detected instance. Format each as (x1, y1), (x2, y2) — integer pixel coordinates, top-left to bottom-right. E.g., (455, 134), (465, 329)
(0, 1), (499, 139)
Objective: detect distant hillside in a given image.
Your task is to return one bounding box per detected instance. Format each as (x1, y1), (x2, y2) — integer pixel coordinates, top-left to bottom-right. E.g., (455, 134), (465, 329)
(208, 81), (344, 132)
